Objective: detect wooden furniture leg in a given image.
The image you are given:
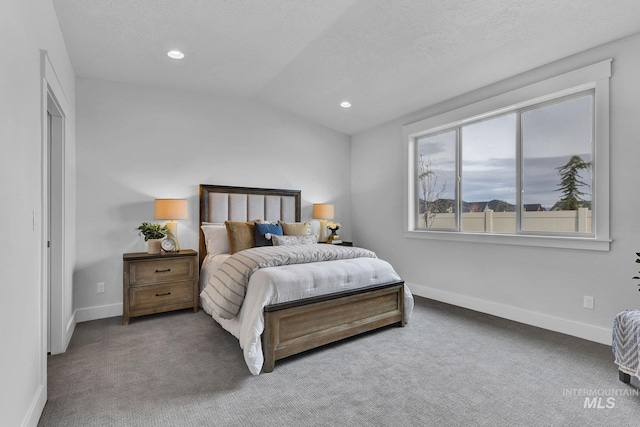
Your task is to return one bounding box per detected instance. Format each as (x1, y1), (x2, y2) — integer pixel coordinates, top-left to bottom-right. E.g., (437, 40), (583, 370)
(619, 370), (631, 384)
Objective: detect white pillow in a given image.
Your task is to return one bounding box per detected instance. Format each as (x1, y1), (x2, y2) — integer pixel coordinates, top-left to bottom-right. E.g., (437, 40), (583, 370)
(271, 234), (318, 246)
(201, 223), (230, 256)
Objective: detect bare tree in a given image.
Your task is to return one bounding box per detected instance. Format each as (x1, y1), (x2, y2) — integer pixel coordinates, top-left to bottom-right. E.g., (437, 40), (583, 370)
(418, 154), (447, 228)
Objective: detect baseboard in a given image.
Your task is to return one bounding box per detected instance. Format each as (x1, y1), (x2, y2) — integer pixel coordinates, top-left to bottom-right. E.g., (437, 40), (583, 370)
(75, 303), (123, 323)
(22, 384), (45, 427)
(407, 282), (612, 346)
(73, 287), (612, 344)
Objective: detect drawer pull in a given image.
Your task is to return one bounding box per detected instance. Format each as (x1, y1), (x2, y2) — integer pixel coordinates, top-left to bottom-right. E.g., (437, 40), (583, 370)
(155, 292), (171, 297)
(155, 268), (171, 273)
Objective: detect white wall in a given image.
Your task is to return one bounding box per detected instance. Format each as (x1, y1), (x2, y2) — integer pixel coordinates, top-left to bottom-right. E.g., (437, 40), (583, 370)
(352, 32), (640, 345)
(0, 1), (76, 426)
(74, 79), (352, 319)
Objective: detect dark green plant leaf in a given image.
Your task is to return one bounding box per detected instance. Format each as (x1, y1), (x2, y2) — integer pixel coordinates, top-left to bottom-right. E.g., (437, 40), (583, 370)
(135, 222), (169, 241)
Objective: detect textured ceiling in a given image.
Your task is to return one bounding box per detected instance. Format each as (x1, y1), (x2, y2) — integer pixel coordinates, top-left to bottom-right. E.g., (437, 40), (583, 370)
(53, 0), (640, 135)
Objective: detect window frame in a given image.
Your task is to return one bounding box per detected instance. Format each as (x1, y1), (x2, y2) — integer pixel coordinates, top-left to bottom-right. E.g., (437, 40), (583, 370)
(403, 60), (611, 251)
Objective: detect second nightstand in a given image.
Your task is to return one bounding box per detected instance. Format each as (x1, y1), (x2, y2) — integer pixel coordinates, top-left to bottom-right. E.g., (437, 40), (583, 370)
(320, 241), (353, 247)
(122, 249), (199, 325)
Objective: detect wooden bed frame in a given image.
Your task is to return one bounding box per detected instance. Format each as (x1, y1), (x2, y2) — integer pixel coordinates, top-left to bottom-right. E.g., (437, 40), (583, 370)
(199, 184), (405, 373)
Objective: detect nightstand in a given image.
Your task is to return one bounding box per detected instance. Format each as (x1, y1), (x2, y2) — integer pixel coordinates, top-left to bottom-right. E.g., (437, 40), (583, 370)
(122, 249), (199, 325)
(320, 241), (353, 246)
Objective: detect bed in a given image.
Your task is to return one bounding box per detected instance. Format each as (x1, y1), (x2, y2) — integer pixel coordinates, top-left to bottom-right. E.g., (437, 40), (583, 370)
(198, 184), (413, 374)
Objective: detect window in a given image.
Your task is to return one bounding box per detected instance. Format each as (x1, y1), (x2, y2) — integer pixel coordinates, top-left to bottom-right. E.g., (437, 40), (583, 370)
(521, 94), (593, 233)
(416, 130), (456, 229)
(460, 113), (516, 233)
(404, 60), (611, 251)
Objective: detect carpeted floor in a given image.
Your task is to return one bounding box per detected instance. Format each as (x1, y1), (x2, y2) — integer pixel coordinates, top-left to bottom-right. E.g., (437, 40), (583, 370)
(39, 297), (640, 426)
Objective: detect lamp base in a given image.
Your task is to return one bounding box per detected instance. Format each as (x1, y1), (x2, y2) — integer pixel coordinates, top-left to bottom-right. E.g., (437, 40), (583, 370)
(318, 219), (328, 242)
(165, 221), (180, 251)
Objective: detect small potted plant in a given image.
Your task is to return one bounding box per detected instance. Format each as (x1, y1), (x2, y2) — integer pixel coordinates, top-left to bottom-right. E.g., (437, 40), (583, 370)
(136, 222), (169, 254)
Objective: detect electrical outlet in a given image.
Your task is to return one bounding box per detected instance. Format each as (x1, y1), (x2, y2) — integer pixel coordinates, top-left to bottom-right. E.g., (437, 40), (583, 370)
(583, 295), (594, 310)
(97, 282), (105, 294)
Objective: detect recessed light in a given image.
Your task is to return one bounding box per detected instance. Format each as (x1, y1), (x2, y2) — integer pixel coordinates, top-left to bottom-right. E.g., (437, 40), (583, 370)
(167, 50), (185, 60)
(340, 101), (351, 108)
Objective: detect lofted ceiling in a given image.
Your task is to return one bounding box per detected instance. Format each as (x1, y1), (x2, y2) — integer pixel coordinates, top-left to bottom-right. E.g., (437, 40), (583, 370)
(52, 0), (640, 135)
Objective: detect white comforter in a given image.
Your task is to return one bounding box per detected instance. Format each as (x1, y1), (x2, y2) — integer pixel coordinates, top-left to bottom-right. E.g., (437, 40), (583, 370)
(200, 252), (414, 375)
(202, 245), (380, 319)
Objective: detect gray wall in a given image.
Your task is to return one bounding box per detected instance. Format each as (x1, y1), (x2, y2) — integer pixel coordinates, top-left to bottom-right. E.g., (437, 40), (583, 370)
(74, 79), (352, 320)
(351, 32), (640, 344)
(1, 0), (76, 425)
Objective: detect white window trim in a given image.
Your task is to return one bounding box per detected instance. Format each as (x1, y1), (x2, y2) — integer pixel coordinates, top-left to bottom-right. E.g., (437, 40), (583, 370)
(403, 60), (611, 251)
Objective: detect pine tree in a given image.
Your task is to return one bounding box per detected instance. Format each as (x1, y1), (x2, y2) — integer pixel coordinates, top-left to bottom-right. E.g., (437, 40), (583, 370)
(555, 155), (592, 210)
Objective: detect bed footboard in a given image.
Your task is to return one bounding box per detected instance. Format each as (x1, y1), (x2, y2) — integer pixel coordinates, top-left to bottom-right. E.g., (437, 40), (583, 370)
(261, 281), (405, 373)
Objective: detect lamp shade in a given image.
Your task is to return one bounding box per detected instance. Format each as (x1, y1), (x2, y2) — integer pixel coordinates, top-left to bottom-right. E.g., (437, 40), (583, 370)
(312, 203), (334, 220)
(155, 199), (188, 220)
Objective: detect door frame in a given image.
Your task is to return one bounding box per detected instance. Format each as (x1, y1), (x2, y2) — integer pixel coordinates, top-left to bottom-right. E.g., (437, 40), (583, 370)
(46, 90), (65, 354)
(40, 50), (74, 363)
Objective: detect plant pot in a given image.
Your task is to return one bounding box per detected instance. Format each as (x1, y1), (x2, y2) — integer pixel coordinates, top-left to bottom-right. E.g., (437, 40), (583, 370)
(147, 239), (162, 254)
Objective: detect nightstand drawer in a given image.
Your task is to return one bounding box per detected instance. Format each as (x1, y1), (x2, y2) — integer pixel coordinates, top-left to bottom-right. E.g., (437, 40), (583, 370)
(129, 257), (194, 286)
(129, 281), (194, 310)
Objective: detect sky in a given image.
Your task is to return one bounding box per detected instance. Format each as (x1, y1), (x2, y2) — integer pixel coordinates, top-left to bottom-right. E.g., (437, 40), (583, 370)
(418, 92), (593, 210)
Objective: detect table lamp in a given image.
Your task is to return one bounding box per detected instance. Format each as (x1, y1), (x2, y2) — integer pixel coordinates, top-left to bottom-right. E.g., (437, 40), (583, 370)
(312, 203), (334, 242)
(155, 199), (188, 251)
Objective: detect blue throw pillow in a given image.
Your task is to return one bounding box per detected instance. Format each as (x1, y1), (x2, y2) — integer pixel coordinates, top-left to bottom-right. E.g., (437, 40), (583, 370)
(254, 222), (283, 246)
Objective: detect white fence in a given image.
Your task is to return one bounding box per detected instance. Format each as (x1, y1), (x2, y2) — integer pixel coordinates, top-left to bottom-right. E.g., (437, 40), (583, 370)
(420, 208), (592, 233)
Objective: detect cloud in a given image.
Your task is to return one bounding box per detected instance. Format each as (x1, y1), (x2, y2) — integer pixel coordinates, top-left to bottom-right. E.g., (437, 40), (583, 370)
(416, 94), (593, 208)
(523, 154), (592, 207)
(459, 154), (591, 208)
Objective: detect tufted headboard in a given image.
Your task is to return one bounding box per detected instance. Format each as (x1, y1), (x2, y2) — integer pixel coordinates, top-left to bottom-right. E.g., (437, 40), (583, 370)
(199, 184), (301, 265)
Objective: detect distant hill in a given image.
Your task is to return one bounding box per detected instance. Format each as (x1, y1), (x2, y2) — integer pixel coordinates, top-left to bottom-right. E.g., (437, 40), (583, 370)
(419, 199), (547, 213)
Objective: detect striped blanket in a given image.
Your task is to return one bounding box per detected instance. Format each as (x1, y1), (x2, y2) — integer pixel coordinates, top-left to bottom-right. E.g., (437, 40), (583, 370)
(612, 309), (640, 379)
(200, 244), (377, 319)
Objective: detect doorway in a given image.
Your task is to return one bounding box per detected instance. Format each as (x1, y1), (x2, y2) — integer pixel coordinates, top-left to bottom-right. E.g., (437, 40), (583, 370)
(46, 92), (65, 354)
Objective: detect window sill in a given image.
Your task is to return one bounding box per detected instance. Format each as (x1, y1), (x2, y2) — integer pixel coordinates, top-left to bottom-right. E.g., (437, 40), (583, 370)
(403, 230), (611, 251)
